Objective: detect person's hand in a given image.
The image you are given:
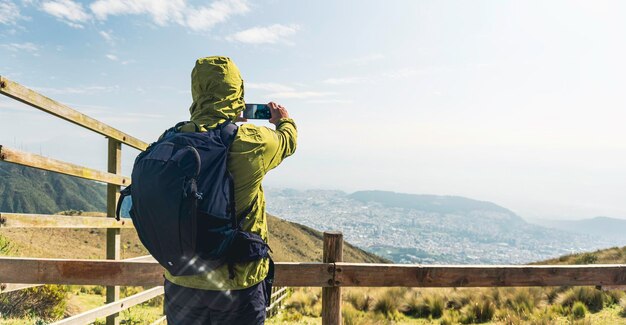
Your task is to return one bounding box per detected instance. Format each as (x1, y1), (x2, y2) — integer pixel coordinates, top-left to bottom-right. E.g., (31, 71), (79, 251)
(268, 102), (289, 126)
(234, 114), (247, 123)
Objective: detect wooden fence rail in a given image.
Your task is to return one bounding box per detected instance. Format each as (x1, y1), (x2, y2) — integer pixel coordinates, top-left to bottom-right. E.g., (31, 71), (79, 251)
(0, 213), (133, 228)
(2, 256), (625, 289)
(0, 145), (130, 186)
(0, 76), (148, 151)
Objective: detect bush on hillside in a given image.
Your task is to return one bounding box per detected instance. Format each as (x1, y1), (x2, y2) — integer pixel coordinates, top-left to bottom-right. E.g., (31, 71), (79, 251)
(604, 290), (624, 305)
(0, 285), (68, 320)
(556, 287), (604, 313)
(459, 299), (495, 324)
(619, 297), (626, 317)
(372, 288), (403, 319)
(284, 288), (321, 317)
(400, 292), (430, 318)
(571, 301), (587, 319)
(344, 290), (373, 312)
(505, 288), (543, 316)
(574, 253), (598, 265)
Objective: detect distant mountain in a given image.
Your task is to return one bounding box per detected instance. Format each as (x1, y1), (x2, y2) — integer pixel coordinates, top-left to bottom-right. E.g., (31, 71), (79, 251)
(350, 190), (524, 223)
(0, 162), (106, 214)
(265, 188), (617, 264)
(529, 216), (626, 243)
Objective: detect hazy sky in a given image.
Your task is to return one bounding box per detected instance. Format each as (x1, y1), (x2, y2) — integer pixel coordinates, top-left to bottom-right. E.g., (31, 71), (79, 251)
(1, 0), (625, 220)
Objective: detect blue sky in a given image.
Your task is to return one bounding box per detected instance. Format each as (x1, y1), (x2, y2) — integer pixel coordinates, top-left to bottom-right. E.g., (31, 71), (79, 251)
(1, 0), (626, 220)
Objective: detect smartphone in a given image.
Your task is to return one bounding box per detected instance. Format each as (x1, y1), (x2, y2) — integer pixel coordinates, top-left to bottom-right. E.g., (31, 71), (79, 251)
(243, 103), (271, 119)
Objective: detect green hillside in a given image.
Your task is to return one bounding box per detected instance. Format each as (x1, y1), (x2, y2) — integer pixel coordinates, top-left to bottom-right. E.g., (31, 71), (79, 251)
(0, 162), (106, 214)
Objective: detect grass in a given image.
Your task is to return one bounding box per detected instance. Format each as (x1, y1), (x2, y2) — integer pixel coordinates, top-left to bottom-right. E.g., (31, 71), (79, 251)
(277, 286), (626, 324)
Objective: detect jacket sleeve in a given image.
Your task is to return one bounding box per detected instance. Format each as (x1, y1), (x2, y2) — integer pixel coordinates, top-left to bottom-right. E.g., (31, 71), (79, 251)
(260, 118), (298, 173)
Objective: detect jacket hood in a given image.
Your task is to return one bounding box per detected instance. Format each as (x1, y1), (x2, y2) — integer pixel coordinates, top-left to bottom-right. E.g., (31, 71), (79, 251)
(189, 56), (245, 128)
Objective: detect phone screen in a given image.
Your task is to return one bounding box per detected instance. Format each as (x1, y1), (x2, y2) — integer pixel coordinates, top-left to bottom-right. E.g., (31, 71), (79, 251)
(243, 104), (271, 119)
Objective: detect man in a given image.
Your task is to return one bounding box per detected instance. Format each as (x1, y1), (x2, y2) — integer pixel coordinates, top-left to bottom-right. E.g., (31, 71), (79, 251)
(163, 56), (297, 324)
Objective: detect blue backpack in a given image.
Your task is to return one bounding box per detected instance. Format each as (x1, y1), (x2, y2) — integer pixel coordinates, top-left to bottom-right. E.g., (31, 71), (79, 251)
(116, 121), (271, 277)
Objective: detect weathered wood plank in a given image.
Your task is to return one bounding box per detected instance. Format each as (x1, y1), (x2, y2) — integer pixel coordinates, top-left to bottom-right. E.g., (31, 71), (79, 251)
(0, 213), (133, 228)
(106, 138), (122, 325)
(2, 258), (625, 288)
(322, 232), (343, 325)
(0, 257), (164, 286)
(267, 289), (289, 312)
(51, 286), (164, 325)
(335, 263), (626, 287)
(0, 258), (332, 287)
(0, 76), (148, 151)
(123, 255), (156, 262)
(149, 315), (167, 325)
(0, 256), (153, 294)
(0, 146), (130, 186)
(270, 286), (288, 299)
(275, 262), (333, 287)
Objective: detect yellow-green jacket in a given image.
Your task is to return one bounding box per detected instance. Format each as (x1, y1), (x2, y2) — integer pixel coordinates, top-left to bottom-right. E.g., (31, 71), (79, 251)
(164, 57), (297, 290)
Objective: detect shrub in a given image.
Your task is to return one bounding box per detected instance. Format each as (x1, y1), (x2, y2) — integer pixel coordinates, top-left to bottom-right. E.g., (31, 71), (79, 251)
(446, 290), (472, 310)
(0, 285), (68, 320)
(400, 292), (430, 318)
(342, 304), (362, 325)
(430, 294), (445, 319)
(345, 290), (373, 312)
(619, 297), (626, 317)
(571, 301), (587, 319)
(459, 299), (495, 324)
(372, 288), (403, 319)
(604, 290), (624, 305)
(505, 288), (543, 317)
(91, 285), (105, 296)
(440, 310), (460, 325)
(284, 288), (321, 317)
(574, 253), (598, 265)
(557, 287), (604, 313)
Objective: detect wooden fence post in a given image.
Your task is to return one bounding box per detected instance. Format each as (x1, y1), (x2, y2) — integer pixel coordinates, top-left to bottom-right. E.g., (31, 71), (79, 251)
(322, 231), (343, 325)
(106, 138), (121, 325)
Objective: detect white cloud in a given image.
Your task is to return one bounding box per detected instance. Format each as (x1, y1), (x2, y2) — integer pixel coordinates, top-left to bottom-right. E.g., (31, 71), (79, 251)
(90, 0), (249, 31)
(99, 30), (115, 44)
(226, 24), (299, 44)
(1, 42), (39, 53)
(185, 0), (249, 31)
(41, 0), (91, 28)
(267, 91), (335, 99)
(105, 53), (118, 61)
(0, 0), (25, 25)
(90, 0), (186, 25)
(246, 82), (295, 92)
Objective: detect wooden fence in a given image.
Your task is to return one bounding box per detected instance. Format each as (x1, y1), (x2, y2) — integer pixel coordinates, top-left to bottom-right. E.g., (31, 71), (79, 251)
(2, 76), (626, 325)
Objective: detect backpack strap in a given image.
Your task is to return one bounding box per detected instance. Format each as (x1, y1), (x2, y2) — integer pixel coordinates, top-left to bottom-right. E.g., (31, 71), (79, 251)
(115, 186), (132, 221)
(218, 121), (238, 146)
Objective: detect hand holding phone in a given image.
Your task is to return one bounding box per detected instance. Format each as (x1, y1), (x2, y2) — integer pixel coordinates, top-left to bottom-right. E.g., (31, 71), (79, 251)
(268, 102), (290, 126)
